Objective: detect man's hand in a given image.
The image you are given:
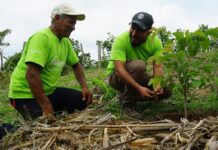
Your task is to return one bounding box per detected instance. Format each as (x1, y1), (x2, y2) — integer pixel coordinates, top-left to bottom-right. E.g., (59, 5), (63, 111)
(40, 105), (56, 123)
(82, 87), (93, 105)
(154, 85), (163, 95)
(137, 86), (154, 98)
(42, 104), (54, 117)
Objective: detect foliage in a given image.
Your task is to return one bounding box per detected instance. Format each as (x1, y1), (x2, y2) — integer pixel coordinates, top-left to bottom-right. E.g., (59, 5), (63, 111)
(1, 25), (218, 124)
(198, 24), (218, 50)
(3, 52), (22, 72)
(0, 29), (11, 47)
(92, 78), (116, 100)
(99, 33), (115, 68)
(71, 39), (95, 68)
(156, 26), (171, 47)
(62, 39), (96, 75)
(102, 33), (115, 56)
(158, 29), (216, 118)
(0, 29), (11, 71)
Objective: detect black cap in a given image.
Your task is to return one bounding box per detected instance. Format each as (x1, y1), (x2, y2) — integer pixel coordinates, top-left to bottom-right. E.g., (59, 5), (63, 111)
(130, 12), (154, 30)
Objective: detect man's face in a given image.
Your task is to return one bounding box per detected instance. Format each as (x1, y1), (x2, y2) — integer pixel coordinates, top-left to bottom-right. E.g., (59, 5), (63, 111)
(129, 23), (150, 46)
(56, 15), (77, 38)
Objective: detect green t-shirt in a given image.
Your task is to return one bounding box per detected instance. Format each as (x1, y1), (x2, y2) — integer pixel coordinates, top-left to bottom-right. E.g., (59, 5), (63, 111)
(9, 28), (79, 98)
(107, 31), (163, 74)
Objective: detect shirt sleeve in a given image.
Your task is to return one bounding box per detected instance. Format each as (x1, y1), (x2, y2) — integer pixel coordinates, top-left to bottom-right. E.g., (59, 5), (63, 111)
(110, 37), (126, 62)
(24, 33), (49, 68)
(66, 40), (79, 66)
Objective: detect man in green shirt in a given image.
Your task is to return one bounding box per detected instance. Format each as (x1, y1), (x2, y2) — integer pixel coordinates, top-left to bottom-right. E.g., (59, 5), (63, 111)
(107, 12), (171, 119)
(9, 4), (92, 120)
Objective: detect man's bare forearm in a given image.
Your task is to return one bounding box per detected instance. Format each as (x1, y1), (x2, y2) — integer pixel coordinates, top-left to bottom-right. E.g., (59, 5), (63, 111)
(26, 63), (53, 112)
(153, 61), (164, 77)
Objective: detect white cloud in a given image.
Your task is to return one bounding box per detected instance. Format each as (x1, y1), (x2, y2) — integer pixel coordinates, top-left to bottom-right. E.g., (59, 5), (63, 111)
(1, 0), (218, 60)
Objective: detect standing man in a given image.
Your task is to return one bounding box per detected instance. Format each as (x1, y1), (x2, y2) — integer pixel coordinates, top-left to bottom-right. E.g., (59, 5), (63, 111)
(107, 12), (171, 119)
(9, 4), (92, 120)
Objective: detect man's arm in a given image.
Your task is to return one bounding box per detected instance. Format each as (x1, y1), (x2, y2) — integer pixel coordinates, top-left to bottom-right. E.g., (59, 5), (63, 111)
(114, 60), (154, 97)
(72, 63), (92, 104)
(153, 60), (164, 94)
(26, 63), (54, 117)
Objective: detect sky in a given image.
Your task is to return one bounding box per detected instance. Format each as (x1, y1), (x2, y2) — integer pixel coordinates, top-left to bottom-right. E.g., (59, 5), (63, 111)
(1, 0), (218, 60)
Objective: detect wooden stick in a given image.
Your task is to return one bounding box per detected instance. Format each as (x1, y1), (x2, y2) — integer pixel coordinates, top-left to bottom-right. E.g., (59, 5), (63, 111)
(204, 135), (217, 150)
(88, 128), (99, 147)
(94, 113), (115, 125)
(41, 136), (56, 150)
(190, 119), (206, 136)
(103, 128), (109, 148)
(161, 128), (179, 144)
(35, 123), (180, 132)
(101, 137), (137, 150)
(10, 139), (41, 150)
(186, 133), (205, 150)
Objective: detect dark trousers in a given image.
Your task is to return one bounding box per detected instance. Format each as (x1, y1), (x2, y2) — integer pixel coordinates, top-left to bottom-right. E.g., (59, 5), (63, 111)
(10, 87), (86, 120)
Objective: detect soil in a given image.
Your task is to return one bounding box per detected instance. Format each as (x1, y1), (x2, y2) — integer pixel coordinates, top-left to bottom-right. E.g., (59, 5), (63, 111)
(150, 111), (218, 122)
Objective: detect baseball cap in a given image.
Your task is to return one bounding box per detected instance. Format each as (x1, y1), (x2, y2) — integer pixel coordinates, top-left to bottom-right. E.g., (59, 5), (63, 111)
(51, 4), (85, 21)
(130, 12), (154, 30)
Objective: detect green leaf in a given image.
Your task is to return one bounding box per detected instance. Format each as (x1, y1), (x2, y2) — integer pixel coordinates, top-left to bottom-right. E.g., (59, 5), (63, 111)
(162, 41), (173, 53)
(214, 77), (218, 86)
(148, 76), (163, 89)
(200, 40), (210, 51)
(191, 59), (202, 68)
(177, 51), (186, 62)
(200, 64), (214, 73)
(192, 79), (202, 88)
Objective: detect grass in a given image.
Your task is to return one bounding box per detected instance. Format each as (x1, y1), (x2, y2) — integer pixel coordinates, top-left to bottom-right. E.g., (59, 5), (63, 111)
(1, 67), (218, 124)
(0, 72), (23, 124)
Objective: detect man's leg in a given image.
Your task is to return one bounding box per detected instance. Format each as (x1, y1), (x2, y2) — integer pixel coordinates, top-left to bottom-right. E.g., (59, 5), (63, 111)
(121, 60), (147, 104)
(108, 60), (146, 119)
(10, 88), (86, 120)
(108, 72), (125, 92)
(49, 87), (87, 114)
(120, 60), (148, 119)
(10, 99), (42, 120)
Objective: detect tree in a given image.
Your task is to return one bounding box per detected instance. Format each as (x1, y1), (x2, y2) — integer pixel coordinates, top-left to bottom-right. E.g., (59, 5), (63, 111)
(71, 39), (94, 68)
(100, 33), (115, 68)
(102, 32), (115, 56)
(198, 24), (218, 50)
(3, 52), (22, 72)
(0, 29), (11, 70)
(156, 26), (171, 47)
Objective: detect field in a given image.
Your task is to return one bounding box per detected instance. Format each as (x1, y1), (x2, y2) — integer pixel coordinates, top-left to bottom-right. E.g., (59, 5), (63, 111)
(1, 64), (218, 125)
(1, 48), (218, 149)
(1, 64), (218, 149)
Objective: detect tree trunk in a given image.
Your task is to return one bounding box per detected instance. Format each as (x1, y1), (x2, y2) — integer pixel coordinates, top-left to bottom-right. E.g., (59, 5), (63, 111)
(96, 41), (102, 70)
(80, 43), (85, 67)
(183, 89), (188, 119)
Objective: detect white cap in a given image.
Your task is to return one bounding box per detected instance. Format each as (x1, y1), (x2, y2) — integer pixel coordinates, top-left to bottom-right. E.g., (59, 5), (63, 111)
(51, 4), (85, 21)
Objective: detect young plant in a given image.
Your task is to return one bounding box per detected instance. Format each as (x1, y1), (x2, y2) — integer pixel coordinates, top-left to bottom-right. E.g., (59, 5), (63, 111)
(150, 28), (217, 118)
(162, 29), (215, 118)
